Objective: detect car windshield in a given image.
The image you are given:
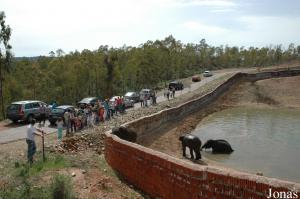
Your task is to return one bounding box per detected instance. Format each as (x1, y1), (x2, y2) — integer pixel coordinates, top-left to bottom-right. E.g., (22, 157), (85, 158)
(125, 92), (134, 97)
(51, 108), (65, 114)
(79, 98), (95, 103)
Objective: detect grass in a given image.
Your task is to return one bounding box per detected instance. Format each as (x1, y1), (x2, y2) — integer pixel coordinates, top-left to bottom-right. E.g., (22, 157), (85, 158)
(15, 152), (70, 177)
(0, 153), (74, 199)
(0, 174), (75, 199)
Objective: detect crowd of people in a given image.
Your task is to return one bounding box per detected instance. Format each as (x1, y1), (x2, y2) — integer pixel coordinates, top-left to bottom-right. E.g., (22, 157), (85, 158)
(26, 89), (179, 164)
(140, 93), (157, 107)
(164, 86), (176, 100)
(61, 98), (127, 136)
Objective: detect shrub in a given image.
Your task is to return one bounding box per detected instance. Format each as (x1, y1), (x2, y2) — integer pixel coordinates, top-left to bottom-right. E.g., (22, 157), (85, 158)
(49, 174), (75, 199)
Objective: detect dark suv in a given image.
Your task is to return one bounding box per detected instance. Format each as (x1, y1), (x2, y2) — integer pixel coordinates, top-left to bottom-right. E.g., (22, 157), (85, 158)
(48, 105), (75, 126)
(6, 100), (50, 123)
(169, 81), (184, 90)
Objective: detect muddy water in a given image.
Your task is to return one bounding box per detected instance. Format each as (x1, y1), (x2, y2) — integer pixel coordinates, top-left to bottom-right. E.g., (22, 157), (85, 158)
(192, 107), (300, 182)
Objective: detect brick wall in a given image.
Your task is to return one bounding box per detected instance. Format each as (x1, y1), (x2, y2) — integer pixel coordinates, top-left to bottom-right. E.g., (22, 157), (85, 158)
(105, 133), (299, 199)
(105, 69), (300, 199)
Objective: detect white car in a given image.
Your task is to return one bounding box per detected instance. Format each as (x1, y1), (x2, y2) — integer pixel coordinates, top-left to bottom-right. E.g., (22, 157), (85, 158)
(203, 70), (213, 77)
(109, 96), (134, 108)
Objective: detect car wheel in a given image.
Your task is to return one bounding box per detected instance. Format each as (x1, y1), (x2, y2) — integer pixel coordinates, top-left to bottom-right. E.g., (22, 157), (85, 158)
(50, 121), (56, 126)
(12, 119), (18, 123)
(27, 115), (34, 123)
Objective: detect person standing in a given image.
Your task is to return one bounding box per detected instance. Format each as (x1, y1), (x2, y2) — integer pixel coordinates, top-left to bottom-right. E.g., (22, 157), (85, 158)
(39, 104), (46, 127)
(52, 101), (58, 109)
(121, 97), (125, 113)
(144, 94), (148, 107)
(140, 94), (144, 107)
(96, 100), (102, 123)
(87, 105), (94, 128)
(166, 90), (170, 101)
(153, 91), (157, 105)
(83, 105), (89, 127)
(70, 110), (76, 134)
(56, 117), (64, 145)
(64, 110), (71, 136)
(26, 119), (44, 164)
(172, 86), (176, 98)
(103, 99), (110, 120)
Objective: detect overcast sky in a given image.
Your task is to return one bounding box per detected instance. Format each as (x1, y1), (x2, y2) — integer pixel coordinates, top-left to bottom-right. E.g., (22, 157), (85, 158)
(2, 0), (300, 57)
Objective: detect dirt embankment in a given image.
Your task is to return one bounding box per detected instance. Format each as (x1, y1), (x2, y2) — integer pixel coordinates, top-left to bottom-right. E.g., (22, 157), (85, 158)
(143, 75), (300, 160)
(218, 76), (300, 108)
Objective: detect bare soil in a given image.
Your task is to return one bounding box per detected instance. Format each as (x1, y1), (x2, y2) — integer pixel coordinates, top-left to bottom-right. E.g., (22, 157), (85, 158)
(217, 76), (300, 108)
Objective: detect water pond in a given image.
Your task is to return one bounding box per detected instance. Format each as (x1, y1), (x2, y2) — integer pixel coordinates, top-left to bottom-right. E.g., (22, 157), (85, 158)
(192, 107), (300, 182)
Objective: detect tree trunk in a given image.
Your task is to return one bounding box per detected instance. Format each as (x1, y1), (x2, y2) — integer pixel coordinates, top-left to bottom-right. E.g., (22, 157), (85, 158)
(0, 66), (5, 119)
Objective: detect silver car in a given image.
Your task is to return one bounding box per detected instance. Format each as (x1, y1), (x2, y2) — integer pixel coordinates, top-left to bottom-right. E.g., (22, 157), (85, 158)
(124, 92), (140, 103)
(6, 100), (50, 123)
(109, 96), (134, 108)
(203, 70), (213, 77)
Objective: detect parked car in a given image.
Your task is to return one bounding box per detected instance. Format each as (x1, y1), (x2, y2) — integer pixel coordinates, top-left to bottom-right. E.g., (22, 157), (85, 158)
(192, 75), (201, 82)
(124, 92), (140, 103)
(77, 97), (101, 108)
(48, 105), (75, 126)
(140, 89), (155, 100)
(168, 81), (184, 90)
(109, 96), (134, 108)
(203, 70), (213, 77)
(6, 100), (50, 123)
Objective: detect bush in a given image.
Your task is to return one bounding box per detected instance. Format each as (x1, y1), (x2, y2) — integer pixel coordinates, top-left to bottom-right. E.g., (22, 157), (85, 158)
(49, 174), (75, 199)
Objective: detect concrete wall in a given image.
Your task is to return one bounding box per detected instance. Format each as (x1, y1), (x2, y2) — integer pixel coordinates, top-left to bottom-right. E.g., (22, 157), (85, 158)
(105, 69), (300, 199)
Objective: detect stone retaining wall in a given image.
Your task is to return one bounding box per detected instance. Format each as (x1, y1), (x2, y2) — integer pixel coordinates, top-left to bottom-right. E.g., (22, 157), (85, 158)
(105, 69), (300, 199)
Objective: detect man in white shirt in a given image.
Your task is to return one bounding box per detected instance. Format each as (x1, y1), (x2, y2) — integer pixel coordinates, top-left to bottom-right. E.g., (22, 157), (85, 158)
(26, 119), (44, 164)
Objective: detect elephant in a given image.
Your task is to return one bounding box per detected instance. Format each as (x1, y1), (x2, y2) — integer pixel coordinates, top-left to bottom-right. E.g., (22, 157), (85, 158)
(201, 139), (234, 154)
(179, 134), (202, 160)
(112, 126), (137, 142)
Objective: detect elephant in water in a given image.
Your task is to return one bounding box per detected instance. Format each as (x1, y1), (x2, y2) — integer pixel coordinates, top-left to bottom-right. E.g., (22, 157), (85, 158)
(179, 134), (202, 160)
(201, 139), (234, 154)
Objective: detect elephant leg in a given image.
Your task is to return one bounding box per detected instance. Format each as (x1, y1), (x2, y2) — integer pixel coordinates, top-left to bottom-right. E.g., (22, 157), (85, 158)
(195, 146), (201, 160)
(182, 145), (186, 157)
(189, 147), (194, 159)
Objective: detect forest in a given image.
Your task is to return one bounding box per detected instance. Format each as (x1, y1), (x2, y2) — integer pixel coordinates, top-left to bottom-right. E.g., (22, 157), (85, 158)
(1, 36), (300, 119)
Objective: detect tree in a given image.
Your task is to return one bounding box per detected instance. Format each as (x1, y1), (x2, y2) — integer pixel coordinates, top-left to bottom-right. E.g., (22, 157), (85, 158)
(104, 50), (118, 98)
(0, 12), (12, 118)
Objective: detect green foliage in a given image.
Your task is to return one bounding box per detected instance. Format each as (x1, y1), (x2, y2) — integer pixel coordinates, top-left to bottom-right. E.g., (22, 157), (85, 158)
(15, 154), (69, 177)
(0, 11), (12, 119)
(1, 34), (300, 118)
(49, 174), (75, 199)
(1, 155), (72, 199)
(0, 174), (74, 199)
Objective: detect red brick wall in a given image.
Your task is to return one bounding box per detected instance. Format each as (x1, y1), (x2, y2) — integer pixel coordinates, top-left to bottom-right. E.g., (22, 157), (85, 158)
(105, 133), (299, 199)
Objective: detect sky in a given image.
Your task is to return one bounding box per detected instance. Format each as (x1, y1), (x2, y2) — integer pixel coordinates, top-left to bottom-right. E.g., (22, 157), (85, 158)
(1, 0), (300, 57)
